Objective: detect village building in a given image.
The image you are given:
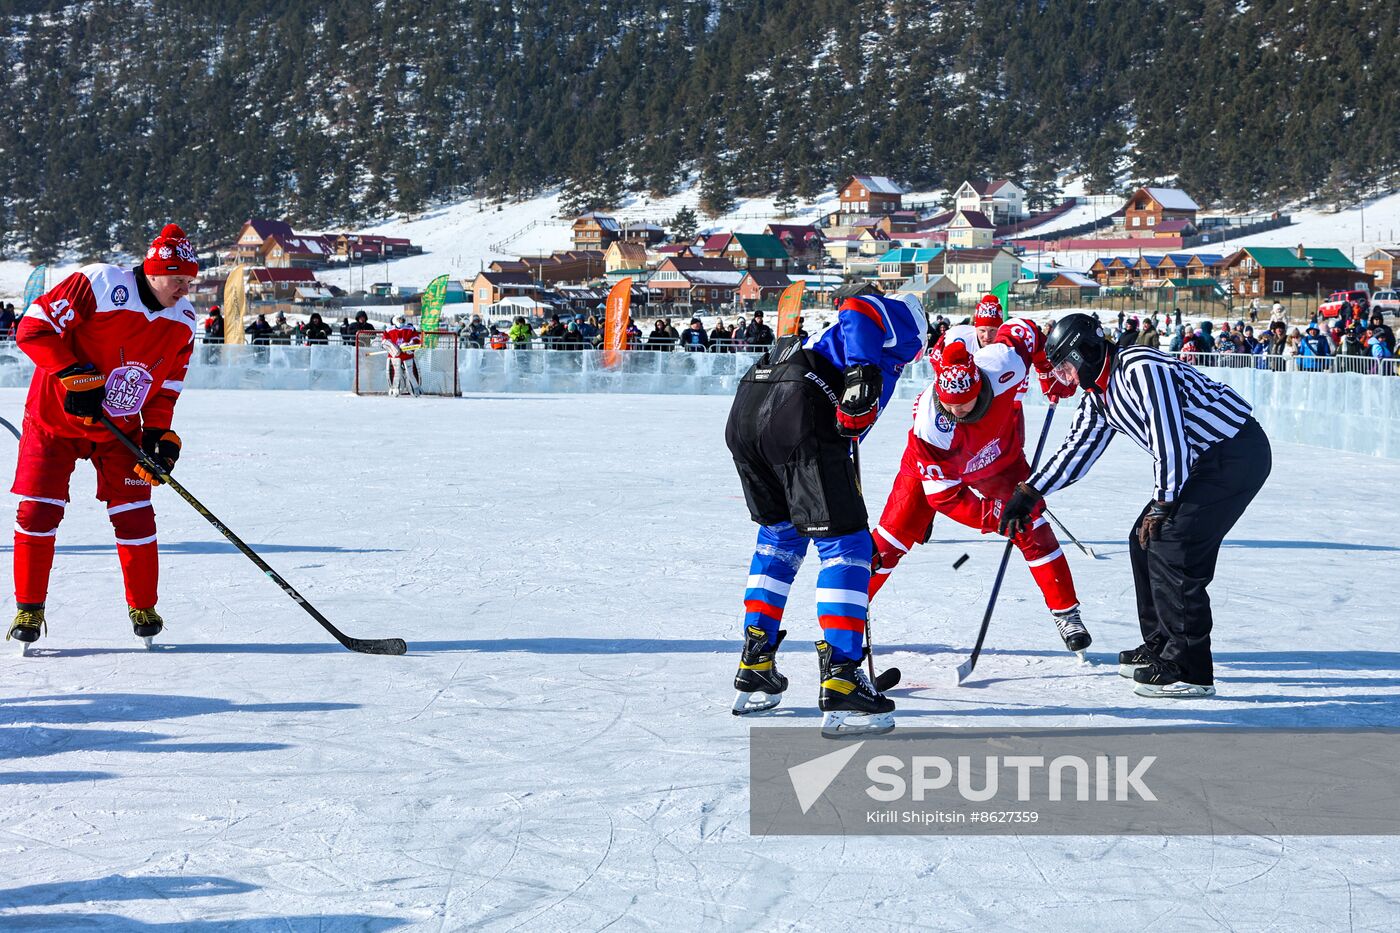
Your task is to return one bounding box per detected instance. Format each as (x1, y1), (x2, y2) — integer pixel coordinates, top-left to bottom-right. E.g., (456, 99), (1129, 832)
(246, 267), (318, 301)
(1221, 246), (1359, 300)
(891, 274), (960, 309)
(1364, 248), (1400, 289)
(946, 209), (996, 249)
(619, 222), (666, 246)
(571, 212), (621, 252)
(259, 233), (334, 269)
(649, 257), (744, 309)
(229, 218), (295, 265)
(1122, 187), (1200, 235)
(1045, 272), (1101, 300)
(765, 223), (826, 266)
(470, 271), (537, 307)
(605, 240), (649, 274)
(722, 232), (791, 272)
(942, 247), (1024, 297)
(952, 180), (1028, 225)
(835, 175), (906, 225)
(876, 248), (944, 289)
(737, 269), (793, 305)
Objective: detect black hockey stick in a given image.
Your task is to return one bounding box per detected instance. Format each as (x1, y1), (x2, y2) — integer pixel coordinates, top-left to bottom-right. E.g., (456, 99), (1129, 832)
(100, 416), (408, 655)
(0, 415), (19, 440)
(1043, 504), (1100, 559)
(955, 403), (1057, 685)
(851, 439), (901, 693)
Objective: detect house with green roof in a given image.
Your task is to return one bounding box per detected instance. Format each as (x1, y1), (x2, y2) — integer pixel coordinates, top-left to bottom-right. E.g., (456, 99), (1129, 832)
(877, 247), (944, 287)
(1223, 246), (1360, 301)
(721, 232), (792, 272)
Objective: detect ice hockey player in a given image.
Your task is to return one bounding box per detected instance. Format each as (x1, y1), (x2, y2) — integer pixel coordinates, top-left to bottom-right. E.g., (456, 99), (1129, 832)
(999, 313), (1272, 697)
(725, 285), (926, 736)
(7, 223), (198, 649)
(382, 314), (422, 397)
(866, 318), (1091, 655)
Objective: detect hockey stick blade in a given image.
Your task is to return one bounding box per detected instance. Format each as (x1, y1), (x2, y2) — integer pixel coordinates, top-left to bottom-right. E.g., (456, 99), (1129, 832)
(343, 636), (409, 656)
(955, 657), (974, 684)
(874, 667), (901, 692)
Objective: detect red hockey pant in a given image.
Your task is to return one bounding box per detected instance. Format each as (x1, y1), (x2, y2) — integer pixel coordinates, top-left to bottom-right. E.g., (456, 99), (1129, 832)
(12, 422), (159, 609)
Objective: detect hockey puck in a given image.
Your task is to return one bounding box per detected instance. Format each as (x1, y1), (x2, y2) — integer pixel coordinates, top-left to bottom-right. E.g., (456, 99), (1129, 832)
(952, 553), (970, 570)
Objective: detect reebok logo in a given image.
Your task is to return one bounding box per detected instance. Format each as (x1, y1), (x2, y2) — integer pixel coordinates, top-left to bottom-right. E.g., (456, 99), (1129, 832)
(788, 741), (865, 814)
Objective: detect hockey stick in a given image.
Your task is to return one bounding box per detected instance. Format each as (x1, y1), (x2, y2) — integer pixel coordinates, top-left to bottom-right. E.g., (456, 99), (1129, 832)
(955, 403), (1058, 685)
(1043, 504), (1100, 559)
(851, 439), (902, 693)
(99, 415), (408, 656)
(0, 415), (19, 440)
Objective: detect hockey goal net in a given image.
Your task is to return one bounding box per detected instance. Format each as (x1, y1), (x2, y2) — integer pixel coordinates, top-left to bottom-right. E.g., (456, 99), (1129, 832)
(354, 330), (461, 397)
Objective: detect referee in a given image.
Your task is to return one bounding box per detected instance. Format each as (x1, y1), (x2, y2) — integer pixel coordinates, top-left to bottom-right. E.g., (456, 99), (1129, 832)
(999, 313), (1271, 697)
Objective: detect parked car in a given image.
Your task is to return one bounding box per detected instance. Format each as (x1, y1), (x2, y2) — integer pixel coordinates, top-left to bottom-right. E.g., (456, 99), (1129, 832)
(1318, 289), (1371, 318)
(1370, 289), (1400, 317)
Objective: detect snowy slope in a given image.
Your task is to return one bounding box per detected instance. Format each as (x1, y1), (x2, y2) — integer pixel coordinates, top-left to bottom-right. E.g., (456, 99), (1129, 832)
(0, 389), (1397, 929)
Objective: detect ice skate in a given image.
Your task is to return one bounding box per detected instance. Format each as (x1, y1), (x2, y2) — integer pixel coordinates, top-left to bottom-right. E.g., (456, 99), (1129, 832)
(1133, 659), (1215, 697)
(1118, 644), (1157, 678)
(8, 606), (46, 655)
(1052, 607), (1091, 660)
(733, 626), (788, 715)
(129, 607), (164, 649)
(816, 640), (894, 738)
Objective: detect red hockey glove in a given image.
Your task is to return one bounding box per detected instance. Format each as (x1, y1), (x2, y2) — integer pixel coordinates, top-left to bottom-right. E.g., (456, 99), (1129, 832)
(135, 429), (182, 486)
(1136, 499), (1175, 549)
(836, 364), (882, 437)
(57, 364), (107, 424)
(870, 526), (908, 573)
(1037, 364), (1077, 403)
(998, 482), (1044, 537)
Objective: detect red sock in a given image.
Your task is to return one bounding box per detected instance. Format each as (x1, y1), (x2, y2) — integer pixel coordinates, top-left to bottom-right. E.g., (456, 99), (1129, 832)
(14, 500), (63, 606)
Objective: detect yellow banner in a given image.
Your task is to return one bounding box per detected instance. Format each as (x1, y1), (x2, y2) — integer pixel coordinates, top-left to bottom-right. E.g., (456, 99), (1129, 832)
(776, 280), (806, 338)
(222, 265), (246, 345)
(603, 277), (632, 368)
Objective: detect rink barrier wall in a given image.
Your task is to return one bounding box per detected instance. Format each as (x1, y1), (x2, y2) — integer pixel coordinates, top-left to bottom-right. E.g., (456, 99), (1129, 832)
(0, 345), (1396, 458)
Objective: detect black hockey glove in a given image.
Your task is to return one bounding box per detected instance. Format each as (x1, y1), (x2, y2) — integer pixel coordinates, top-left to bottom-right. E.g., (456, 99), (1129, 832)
(836, 364), (882, 437)
(998, 482), (1043, 537)
(57, 363), (107, 424)
(1137, 499), (1176, 549)
(136, 428), (182, 485)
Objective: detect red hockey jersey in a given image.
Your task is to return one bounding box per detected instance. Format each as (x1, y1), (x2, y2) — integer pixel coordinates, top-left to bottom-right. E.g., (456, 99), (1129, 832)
(19, 264), (197, 440)
(905, 317), (1046, 502)
(381, 325), (419, 358)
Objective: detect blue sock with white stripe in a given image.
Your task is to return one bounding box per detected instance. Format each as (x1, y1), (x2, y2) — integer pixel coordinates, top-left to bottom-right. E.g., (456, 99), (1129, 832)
(742, 522), (809, 646)
(814, 532), (872, 662)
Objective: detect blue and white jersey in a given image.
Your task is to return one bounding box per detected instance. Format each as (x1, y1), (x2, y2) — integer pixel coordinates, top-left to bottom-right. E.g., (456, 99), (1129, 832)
(806, 293), (927, 416)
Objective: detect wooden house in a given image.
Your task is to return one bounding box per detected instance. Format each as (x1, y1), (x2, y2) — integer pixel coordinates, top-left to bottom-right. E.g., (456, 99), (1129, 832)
(942, 248), (1024, 298)
(259, 234), (334, 269)
(953, 180), (1028, 225)
(605, 241), (649, 274)
(1123, 187), (1199, 235)
(836, 175), (905, 224)
(247, 267), (317, 300)
(650, 257), (744, 308)
(230, 218), (295, 265)
(737, 270), (793, 304)
(765, 223), (825, 265)
(876, 248), (944, 288)
(1364, 248), (1400, 289)
(571, 212), (620, 252)
(722, 233), (791, 272)
(1222, 246), (1359, 300)
(470, 271), (537, 307)
(946, 210), (996, 249)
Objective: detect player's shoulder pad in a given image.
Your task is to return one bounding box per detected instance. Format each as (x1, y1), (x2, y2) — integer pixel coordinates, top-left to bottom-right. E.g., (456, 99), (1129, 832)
(973, 341), (1028, 396)
(943, 324), (978, 356)
(911, 384), (956, 449)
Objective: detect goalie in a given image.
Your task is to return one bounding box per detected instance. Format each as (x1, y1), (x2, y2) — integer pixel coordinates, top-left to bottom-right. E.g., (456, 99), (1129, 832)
(382, 315), (422, 397)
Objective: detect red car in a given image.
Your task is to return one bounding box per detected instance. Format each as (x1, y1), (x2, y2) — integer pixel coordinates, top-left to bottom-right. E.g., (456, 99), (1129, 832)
(1318, 290), (1370, 318)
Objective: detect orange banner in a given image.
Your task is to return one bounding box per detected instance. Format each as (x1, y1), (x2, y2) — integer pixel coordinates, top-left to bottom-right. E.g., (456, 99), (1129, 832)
(775, 280), (806, 338)
(603, 277), (632, 368)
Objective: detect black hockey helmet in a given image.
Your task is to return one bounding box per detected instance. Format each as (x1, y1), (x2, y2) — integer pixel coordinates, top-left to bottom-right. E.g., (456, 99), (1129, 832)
(1044, 313), (1110, 386)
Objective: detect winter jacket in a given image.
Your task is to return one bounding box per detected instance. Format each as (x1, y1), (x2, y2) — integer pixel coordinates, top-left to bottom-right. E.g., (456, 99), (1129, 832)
(304, 320), (331, 345)
(508, 322), (533, 347)
(681, 327), (710, 351)
(743, 320), (775, 349)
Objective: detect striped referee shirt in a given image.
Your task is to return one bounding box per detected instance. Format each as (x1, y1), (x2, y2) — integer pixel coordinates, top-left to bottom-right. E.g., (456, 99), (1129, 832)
(1030, 345), (1253, 503)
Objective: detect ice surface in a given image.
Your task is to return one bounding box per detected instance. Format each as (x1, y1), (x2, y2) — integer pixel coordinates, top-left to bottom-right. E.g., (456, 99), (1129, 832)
(0, 389), (1398, 930)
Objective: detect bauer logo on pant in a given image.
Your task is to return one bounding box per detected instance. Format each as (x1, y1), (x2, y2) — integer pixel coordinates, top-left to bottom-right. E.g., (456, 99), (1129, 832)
(103, 363), (155, 417)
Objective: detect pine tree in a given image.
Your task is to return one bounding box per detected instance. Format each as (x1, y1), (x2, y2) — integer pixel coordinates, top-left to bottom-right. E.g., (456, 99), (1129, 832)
(670, 206), (699, 242)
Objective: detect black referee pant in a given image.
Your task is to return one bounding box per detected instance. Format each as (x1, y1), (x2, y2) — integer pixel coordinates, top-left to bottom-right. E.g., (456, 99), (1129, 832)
(1128, 417), (1271, 684)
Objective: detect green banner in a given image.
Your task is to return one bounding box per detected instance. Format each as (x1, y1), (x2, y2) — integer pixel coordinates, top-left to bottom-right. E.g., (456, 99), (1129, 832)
(990, 279), (1011, 313)
(419, 274), (449, 349)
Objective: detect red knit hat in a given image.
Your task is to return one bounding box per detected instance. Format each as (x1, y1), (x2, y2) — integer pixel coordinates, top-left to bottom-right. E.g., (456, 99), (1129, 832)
(936, 340), (982, 406)
(144, 223), (198, 278)
(973, 294), (1003, 328)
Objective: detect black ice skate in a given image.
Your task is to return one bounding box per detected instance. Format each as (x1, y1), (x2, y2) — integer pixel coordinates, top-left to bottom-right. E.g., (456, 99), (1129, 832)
(1133, 659), (1216, 698)
(8, 605), (46, 655)
(1052, 607), (1092, 660)
(129, 607), (165, 649)
(732, 626), (788, 715)
(1118, 644), (1157, 678)
(816, 640), (894, 738)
